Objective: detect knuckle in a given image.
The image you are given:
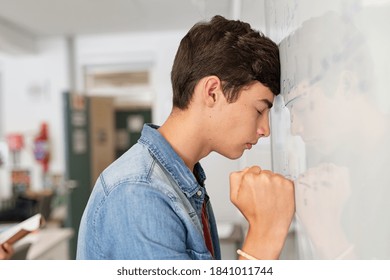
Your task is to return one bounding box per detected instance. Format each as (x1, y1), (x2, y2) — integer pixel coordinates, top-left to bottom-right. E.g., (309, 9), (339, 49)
(242, 171), (254, 181)
(229, 171), (239, 180)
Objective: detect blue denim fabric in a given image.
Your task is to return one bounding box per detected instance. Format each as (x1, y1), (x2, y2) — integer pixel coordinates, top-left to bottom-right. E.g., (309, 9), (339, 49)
(76, 124), (221, 260)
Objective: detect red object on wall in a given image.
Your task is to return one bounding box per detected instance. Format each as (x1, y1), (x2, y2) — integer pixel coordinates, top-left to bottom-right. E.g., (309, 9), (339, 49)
(33, 122), (50, 173)
(6, 133), (24, 151)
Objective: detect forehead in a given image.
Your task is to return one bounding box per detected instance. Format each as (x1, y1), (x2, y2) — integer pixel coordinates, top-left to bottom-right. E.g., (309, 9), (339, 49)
(241, 81), (275, 103)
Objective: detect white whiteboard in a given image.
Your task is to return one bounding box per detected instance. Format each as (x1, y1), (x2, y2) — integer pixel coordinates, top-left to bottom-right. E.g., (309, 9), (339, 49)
(265, 0), (390, 259)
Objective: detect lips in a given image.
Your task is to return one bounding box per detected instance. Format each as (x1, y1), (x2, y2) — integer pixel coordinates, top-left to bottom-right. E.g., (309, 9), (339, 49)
(246, 140), (258, 149)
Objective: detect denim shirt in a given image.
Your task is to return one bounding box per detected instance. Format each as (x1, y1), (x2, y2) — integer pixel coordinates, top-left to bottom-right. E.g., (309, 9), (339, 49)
(76, 124), (221, 260)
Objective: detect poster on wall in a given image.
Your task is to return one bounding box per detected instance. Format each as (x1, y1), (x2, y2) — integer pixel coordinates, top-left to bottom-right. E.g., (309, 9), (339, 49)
(11, 169), (31, 195)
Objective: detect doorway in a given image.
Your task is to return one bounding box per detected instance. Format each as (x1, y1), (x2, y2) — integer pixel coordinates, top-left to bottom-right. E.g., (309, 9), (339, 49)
(115, 107), (152, 159)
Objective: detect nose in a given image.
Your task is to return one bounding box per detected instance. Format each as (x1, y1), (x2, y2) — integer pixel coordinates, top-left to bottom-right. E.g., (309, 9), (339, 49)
(257, 113), (271, 138)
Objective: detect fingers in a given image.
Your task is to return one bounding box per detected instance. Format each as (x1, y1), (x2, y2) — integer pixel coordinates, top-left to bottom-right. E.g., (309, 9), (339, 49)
(3, 243), (14, 254)
(0, 243), (14, 260)
(230, 170), (244, 202)
(246, 165), (262, 174)
(230, 165), (262, 203)
(229, 165), (262, 184)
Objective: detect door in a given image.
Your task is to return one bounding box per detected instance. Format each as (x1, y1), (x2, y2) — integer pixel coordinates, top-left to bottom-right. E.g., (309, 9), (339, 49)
(63, 92), (91, 259)
(115, 108), (152, 159)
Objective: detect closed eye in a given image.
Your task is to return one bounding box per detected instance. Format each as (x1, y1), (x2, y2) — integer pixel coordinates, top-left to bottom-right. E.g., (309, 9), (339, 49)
(257, 108), (269, 116)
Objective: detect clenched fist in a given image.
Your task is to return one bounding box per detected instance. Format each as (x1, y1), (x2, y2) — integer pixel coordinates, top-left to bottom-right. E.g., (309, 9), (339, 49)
(230, 166), (295, 259)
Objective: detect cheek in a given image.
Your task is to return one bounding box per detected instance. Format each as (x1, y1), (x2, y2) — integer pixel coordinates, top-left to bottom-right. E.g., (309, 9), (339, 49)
(220, 103), (255, 138)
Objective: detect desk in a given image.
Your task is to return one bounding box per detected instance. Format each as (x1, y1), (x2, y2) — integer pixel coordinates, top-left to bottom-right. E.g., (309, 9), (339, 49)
(27, 228), (74, 260)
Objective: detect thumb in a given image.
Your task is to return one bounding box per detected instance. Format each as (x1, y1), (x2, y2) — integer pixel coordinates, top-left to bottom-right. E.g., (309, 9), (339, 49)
(229, 170), (243, 203)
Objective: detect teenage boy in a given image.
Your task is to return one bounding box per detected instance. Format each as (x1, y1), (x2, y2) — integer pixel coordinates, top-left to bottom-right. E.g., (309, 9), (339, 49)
(77, 15), (295, 260)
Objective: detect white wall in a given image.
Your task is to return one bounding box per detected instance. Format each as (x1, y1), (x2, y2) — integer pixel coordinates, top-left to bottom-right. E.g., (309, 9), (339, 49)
(0, 38), (69, 196)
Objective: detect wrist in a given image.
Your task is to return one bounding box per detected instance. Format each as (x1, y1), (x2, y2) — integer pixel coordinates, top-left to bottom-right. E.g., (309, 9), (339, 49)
(241, 224), (285, 260)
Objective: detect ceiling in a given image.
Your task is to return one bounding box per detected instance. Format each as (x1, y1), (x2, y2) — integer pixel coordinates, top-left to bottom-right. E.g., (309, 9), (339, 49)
(0, 0), (263, 37)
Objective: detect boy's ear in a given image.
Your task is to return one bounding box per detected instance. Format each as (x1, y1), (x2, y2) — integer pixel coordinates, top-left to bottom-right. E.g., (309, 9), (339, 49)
(203, 76), (222, 107)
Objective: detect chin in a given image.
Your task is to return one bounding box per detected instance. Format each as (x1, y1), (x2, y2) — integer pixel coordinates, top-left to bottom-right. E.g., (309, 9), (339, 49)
(223, 150), (244, 160)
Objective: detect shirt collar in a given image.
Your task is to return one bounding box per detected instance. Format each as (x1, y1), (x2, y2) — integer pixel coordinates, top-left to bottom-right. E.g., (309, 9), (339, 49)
(138, 124), (206, 197)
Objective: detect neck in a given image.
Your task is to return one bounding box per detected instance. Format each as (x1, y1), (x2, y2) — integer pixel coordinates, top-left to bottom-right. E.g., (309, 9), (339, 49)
(158, 108), (211, 171)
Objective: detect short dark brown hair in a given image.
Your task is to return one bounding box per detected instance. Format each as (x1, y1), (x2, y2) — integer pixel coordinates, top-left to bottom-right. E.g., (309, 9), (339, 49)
(171, 15), (280, 109)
